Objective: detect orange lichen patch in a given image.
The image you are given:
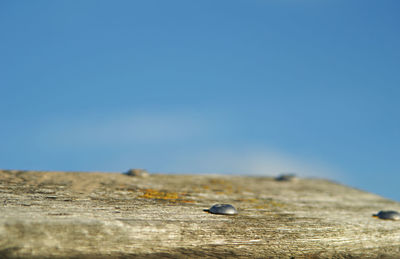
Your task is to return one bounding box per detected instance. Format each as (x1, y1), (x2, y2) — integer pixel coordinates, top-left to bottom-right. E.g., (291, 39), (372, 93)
(138, 189), (195, 203)
(139, 189), (179, 200)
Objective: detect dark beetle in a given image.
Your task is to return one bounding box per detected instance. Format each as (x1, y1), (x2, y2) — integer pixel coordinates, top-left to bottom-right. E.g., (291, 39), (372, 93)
(205, 204), (238, 215)
(373, 210), (400, 220)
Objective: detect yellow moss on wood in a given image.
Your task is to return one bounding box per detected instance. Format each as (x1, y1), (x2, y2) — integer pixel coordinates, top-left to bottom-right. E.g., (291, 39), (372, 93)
(138, 189), (194, 203)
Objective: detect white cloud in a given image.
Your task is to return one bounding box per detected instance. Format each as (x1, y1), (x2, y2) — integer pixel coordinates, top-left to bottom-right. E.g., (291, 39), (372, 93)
(33, 112), (343, 180)
(36, 112), (212, 147)
(151, 147), (343, 180)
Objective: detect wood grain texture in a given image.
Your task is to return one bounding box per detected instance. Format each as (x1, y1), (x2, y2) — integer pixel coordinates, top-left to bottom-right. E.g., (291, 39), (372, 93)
(0, 170), (399, 258)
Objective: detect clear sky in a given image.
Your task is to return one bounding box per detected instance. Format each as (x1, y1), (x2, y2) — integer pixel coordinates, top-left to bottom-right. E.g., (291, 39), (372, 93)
(1, 1), (399, 200)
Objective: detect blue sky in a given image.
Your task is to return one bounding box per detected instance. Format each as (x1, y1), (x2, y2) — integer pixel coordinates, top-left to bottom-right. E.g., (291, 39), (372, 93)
(1, 1), (399, 200)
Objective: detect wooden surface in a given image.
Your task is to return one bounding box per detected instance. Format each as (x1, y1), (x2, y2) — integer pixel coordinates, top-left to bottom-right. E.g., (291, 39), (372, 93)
(1, 169), (400, 258)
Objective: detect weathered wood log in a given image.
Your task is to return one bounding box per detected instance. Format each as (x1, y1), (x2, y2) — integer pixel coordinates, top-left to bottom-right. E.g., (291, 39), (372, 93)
(1, 169), (400, 258)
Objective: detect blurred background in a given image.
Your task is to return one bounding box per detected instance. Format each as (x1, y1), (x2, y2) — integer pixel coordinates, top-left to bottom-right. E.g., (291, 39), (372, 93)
(1, 1), (399, 200)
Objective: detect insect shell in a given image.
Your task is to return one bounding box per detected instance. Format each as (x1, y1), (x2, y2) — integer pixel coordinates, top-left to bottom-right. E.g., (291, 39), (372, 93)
(207, 204), (238, 215)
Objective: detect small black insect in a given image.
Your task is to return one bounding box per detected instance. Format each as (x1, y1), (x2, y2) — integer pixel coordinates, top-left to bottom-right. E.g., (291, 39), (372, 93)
(373, 210), (400, 220)
(204, 204), (238, 215)
(275, 174), (296, 182)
